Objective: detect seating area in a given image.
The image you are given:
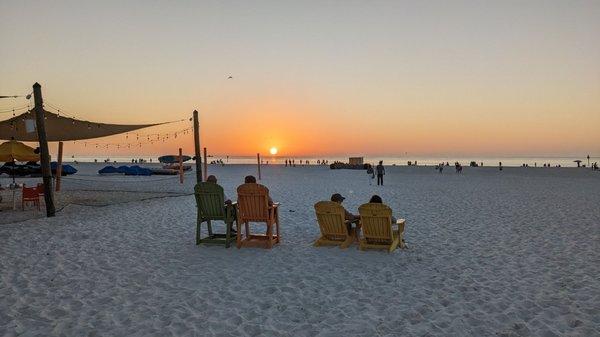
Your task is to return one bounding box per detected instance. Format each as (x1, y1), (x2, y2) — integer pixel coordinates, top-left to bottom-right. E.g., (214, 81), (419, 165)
(313, 201), (406, 253)
(194, 178), (406, 252)
(22, 183), (45, 211)
(194, 177), (281, 249)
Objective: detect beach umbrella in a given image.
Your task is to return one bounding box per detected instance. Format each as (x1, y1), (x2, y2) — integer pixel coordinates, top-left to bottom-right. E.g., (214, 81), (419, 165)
(0, 140), (39, 184)
(574, 160), (582, 168)
(0, 140), (39, 162)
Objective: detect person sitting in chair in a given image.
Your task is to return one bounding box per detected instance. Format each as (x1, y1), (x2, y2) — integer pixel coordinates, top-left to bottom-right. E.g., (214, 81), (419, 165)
(331, 193), (360, 232)
(206, 175), (235, 233)
(243, 175), (274, 205)
(368, 195), (405, 248)
(368, 194), (397, 223)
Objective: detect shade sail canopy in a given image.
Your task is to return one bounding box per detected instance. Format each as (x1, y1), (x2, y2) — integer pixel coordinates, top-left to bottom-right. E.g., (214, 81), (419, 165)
(0, 109), (169, 141)
(0, 140), (39, 162)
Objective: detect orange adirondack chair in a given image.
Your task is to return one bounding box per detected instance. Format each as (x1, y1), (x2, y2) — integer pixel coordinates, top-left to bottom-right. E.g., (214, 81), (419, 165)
(236, 183), (280, 249)
(22, 185), (41, 211)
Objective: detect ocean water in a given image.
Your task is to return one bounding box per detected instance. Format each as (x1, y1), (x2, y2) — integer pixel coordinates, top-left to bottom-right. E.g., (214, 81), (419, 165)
(67, 155), (598, 168)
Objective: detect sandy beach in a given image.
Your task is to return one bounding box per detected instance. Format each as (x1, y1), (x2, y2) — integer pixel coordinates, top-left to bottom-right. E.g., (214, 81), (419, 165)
(1, 164), (599, 336)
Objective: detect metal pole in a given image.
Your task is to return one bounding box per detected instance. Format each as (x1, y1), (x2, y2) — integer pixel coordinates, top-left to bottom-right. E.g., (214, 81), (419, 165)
(257, 153), (261, 180)
(32, 82), (55, 217)
(193, 110), (202, 183)
(178, 148), (184, 184)
(203, 147), (208, 181)
(55, 141), (63, 191)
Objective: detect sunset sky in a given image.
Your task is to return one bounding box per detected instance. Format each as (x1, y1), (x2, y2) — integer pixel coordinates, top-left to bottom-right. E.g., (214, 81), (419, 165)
(1, 1), (599, 158)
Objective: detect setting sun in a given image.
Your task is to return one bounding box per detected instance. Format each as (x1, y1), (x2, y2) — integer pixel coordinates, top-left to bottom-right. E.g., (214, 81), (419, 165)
(270, 147), (278, 155)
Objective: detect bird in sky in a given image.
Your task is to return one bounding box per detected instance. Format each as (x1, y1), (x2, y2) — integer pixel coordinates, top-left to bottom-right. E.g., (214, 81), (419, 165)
(227, 76), (233, 79)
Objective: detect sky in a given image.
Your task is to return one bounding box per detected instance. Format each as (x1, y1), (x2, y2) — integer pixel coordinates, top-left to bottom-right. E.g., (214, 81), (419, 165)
(1, 0), (599, 158)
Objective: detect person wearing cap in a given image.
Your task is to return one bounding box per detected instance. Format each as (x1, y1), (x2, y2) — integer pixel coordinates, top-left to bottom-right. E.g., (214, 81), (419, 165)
(331, 193), (360, 232)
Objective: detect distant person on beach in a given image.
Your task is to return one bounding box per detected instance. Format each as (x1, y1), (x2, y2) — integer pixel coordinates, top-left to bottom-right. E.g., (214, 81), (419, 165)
(207, 175), (235, 233)
(455, 162), (463, 173)
(366, 165), (375, 185)
(331, 193), (359, 232)
(376, 161), (385, 185)
(369, 194), (397, 223)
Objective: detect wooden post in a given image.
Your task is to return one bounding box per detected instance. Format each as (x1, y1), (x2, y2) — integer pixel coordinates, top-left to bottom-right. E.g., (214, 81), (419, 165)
(193, 110), (202, 183)
(203, 147), (208, 181)
(55, 141), (64, 191)
(33, 82), (55, 217)
(178, 148), (184, 184)
(257, 153), (261, 180)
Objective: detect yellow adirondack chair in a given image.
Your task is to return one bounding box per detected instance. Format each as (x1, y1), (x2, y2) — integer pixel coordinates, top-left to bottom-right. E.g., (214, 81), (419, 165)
(236, 183), (280, 249)
(358, 203), (406, 253)
(313, 201), (357, 248)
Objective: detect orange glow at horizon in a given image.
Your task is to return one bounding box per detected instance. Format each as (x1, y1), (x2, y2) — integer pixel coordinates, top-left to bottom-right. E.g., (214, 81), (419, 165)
(1, 2), (599, 158)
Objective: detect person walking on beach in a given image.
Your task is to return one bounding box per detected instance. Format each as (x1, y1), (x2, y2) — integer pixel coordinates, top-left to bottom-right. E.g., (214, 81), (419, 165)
(366, 165), (375, 185)
(376, 161), (385, 185)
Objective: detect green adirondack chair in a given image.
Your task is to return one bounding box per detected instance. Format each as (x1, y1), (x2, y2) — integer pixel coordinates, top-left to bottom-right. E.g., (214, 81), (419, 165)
(194, 182), (237, 248)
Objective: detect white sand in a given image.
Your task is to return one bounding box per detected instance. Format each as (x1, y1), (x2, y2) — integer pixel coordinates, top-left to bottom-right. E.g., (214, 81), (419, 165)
(1, 164), (599, 336)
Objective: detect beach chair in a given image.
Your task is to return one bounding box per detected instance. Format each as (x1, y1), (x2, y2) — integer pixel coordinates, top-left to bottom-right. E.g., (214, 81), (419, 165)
(313, 201), (357, 248)
(194, 182), (237, 248)
(22, 185), (40, 211)
(358, 203), (406, 253)
(236, 183), (280, 249)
